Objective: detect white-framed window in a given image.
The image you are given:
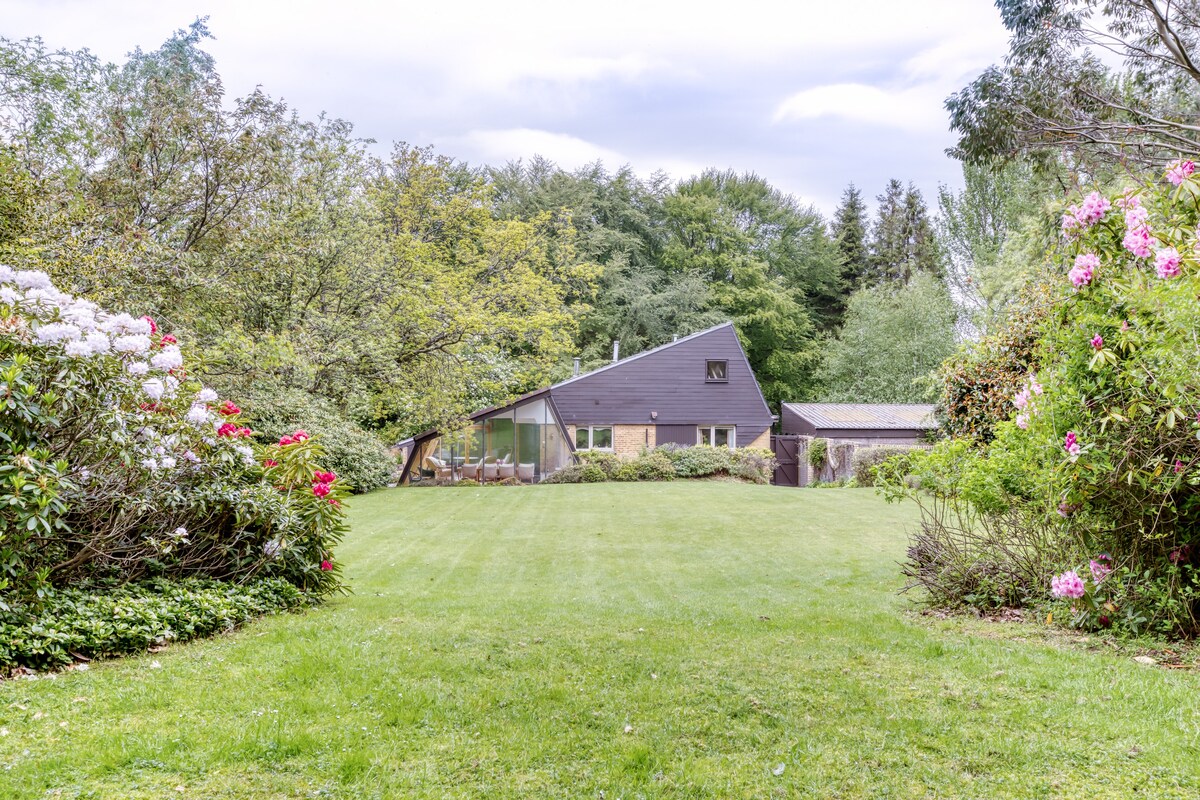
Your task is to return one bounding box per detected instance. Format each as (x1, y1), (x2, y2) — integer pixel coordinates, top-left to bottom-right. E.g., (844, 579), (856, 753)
(705, 359), (728, 382)
(575, 425), (614, 451)
(697, 426), (736, 449)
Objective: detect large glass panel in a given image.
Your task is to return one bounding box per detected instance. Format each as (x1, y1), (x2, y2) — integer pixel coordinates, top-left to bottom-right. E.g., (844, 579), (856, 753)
(575, 427), (589, 450)
(714, 427), (731, 448)
(514, 398), (546, 483)
(592, 426), (613, 450)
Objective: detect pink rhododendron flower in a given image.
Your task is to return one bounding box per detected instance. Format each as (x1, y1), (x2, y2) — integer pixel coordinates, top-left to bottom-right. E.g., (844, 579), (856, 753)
(279, 435), (295, 446)
(1123, 225), (1156, 259)
(320, 560), (333, 571)
(218, 400), (241, 416)
(263, 459), (279, 468)
(159, 334), (177, 346)
(1090, 334), (1103, 350)
(1155, 246), (1182, 278)
(1068, 254), (1098, 288)
(141, 315), (157, 334)
(1167, 159), (1195, 186)
(312, 482), (331, 498)
(314, 471), (337, 483)
(1064, 431), (1081, 457)
(1090, 555), (1112, 584)
(1051, 570), (1086, 599)
(292, 429), (310, 441)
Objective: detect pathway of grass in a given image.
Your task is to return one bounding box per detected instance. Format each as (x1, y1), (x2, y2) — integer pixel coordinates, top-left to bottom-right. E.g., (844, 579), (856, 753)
(1, 483), (1198, 798)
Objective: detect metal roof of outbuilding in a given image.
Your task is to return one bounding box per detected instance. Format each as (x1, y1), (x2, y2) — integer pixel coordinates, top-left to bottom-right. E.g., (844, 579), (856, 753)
(782, 403), (937, 430)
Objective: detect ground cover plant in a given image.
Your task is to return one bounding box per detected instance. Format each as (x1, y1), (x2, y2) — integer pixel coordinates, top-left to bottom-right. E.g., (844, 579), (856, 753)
(1, 483), (1198, 798)
(888, 161), (1200, 636)
(0, 267), (347, 669)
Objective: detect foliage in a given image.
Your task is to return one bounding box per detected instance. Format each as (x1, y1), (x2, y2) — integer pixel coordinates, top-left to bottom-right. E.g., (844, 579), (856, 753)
(0, 577), (310, 671)
(868, 179), (942, 284)
(0, 268), (346, 606)
(815, 273), (959, 404)
(851, 445), (924, 486)
(241, 387), (395, 493)
(947, 0), (1200, 170)
(887, 165), (1200, 636)
(832, 183), (870, 304)
(938, 280), (1055, 442)
(936, 161), (1061, 327)
(807, 438), (829, 471)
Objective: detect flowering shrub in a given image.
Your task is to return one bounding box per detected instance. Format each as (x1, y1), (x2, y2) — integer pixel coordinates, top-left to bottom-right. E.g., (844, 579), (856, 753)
(0, 267), (346, 607)
(889, 163), (1200, 636)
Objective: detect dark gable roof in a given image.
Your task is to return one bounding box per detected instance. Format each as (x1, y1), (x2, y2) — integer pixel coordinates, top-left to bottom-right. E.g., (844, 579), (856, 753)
(781, 403), (937, 430)
(550, 322), (773, 439)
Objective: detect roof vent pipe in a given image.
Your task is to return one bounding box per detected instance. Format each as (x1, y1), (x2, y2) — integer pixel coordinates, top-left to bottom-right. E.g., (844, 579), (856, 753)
(612, 340), (620, 363)
(672, 334), (678, 342)
(572, 357), (581, 377)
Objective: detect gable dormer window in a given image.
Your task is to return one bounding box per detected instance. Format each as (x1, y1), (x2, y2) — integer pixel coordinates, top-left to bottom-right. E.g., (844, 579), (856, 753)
(706, 360), (728, 382)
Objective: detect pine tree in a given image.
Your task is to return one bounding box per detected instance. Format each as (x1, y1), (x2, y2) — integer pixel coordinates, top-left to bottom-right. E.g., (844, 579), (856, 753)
(869, 180), (940, 284)
(832, 183), (869, 291)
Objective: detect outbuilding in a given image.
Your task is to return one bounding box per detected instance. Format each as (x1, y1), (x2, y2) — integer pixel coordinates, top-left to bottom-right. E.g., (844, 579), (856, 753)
(779, 403), (937, 446)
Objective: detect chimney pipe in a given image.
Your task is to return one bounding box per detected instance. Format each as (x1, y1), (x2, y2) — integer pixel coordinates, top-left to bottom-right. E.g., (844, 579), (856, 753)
(572, 357), (581, 377)
(612, 340), (620, 363)
(672, 334), (678, 342)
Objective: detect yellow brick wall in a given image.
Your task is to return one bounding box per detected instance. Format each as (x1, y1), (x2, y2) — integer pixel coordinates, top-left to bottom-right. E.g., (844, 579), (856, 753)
(745, 429), (771, 450)
(613, 424), (656, 457)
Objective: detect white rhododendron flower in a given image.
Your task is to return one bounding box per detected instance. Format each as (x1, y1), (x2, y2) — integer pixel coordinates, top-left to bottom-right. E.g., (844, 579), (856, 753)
(150, 345), (183, 372)
(126, 361), (149, 375)
(34, 323), (81, 344)
(196, 388), (219, 403)
(112, 335), (151, 354)
(142, 378), (165, 402)
(84, 332), (110, 354)
(186, 405), (210, 426)
(14, 270), (52, 290)
(141, 458), (158, 471)
(160, 456), (177, 469)
(0, 286), (19, 305)
(65, 341), (92, 357)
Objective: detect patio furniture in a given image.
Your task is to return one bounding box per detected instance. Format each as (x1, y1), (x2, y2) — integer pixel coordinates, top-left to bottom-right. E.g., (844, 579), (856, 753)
(423, 456), (453, 481)
(517, 463), (535, 482)
(498, 463), (515, 480)
(461, 459), (482, 480)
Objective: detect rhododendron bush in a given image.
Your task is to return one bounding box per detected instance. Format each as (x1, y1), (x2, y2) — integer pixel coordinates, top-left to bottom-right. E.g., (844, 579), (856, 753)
(886, 162), (1200, 636)
(0, 267), (346, 606)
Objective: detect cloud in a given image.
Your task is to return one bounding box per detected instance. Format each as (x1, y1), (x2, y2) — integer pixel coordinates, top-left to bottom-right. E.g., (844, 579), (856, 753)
(772, 83), (949, 134)
(443, 128), (708, 185)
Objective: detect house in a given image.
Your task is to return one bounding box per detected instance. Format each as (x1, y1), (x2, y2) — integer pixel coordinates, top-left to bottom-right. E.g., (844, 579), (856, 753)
(779, 403), (937, 446)
(398, 322), (774, 484)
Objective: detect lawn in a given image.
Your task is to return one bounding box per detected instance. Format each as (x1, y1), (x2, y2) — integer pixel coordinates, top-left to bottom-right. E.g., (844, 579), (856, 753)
(2, 483), (1199, 798)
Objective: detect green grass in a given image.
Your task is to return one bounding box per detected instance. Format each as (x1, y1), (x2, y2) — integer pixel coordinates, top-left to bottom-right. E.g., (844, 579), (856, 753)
(2, 483), (1199, 798)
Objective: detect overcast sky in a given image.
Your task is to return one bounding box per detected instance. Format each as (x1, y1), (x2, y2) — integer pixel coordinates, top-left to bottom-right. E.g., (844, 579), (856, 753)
(4, 0), (1012, 216)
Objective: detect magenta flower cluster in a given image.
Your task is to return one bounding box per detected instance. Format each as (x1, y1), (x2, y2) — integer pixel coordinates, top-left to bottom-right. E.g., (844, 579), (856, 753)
(1050, 570), (1086, 599)
(1064, 431), (1081, 457)
(1061, 191), (1111, 238)
(1167, 159), (1195, 186)
(1068, 254), (1097, 288)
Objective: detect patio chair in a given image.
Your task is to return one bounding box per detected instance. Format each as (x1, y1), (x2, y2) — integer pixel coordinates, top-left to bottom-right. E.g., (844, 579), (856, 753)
(498, 462), (515, 480)
(423, 455), (453, 481)
(461, 459), (482, 480)
(483, 462), (499, 481)
(517, 463), (535, 482)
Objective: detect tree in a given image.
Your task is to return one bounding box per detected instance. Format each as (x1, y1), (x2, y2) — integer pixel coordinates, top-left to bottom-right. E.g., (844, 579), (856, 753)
(814, 273), (959, 404)
(662, 170), (839, 406)
(948, 0), (1200, 169)
(936, 160), (1059, 328)
(869, 180), (941, 284)
(832, 183), (869, 294)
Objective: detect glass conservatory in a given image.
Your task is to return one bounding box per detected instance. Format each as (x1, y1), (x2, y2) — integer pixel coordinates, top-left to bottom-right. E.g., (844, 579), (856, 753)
(402, 392), (573, 485)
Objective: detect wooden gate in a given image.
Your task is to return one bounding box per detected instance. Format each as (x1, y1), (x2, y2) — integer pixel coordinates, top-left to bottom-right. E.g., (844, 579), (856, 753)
(771, 435), (807, 487)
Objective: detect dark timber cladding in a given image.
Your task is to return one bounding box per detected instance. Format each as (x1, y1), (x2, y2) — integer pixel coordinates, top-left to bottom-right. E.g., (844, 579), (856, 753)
(551, 323), (773, 445)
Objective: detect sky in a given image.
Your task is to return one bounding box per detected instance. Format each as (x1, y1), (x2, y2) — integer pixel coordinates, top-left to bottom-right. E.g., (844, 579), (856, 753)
(3, 0), (1013, 216)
